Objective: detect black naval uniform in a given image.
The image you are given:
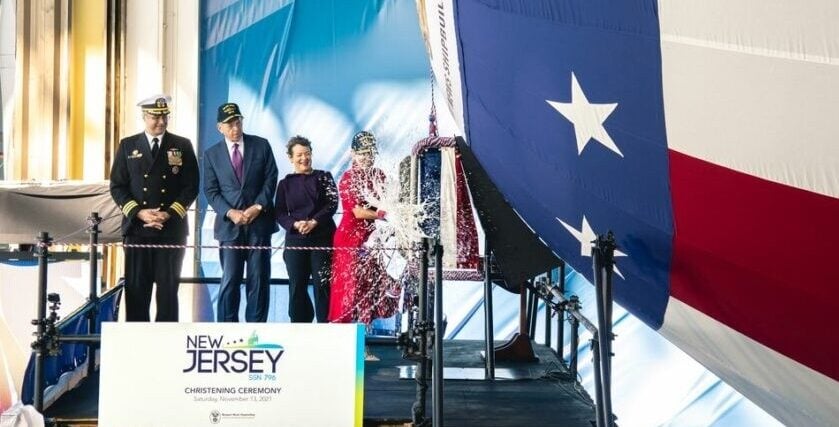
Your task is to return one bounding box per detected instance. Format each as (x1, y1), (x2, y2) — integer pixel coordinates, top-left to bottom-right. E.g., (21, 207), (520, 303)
(110, 131), (199, 321)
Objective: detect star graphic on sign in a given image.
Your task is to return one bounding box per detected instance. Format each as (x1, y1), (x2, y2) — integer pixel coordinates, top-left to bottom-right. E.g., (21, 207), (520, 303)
(557, 215), (627, 279)
(546, 72), (622, 157)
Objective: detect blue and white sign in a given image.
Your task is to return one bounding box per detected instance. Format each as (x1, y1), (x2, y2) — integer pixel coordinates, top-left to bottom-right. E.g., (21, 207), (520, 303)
(99, 323), (364, 426)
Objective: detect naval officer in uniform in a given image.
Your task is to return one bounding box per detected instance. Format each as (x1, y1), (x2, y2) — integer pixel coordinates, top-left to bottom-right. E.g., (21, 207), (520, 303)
(109, 95), (199, 322)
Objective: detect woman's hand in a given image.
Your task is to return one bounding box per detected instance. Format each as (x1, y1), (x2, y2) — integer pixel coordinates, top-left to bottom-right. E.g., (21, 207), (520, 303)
(296, 219), (318, 234)
(352, 205), (379, 220)
(301, 219), (317, 234)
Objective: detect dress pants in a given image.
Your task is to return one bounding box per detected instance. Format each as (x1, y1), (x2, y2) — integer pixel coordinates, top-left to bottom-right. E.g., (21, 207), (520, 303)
(124, 236), (185, 322)
(217, 230), (272, 322)
(284, 236), (331, 323)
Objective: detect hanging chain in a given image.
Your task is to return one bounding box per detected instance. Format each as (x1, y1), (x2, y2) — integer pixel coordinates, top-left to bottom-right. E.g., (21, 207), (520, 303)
(429, 66), (438, 137)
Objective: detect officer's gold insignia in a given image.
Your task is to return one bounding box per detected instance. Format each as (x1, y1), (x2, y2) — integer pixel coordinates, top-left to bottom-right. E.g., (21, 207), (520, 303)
(167, 148), (183, 166)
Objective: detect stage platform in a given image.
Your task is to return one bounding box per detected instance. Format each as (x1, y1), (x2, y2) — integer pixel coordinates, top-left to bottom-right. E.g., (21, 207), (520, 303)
(44, 339), (596, 426)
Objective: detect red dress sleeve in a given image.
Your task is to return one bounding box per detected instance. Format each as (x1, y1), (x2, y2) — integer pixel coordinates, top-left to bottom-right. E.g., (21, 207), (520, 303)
(339, 169), (361, 212)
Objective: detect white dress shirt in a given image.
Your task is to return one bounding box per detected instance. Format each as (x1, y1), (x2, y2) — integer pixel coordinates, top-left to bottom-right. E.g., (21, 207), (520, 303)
(225, 138), (244, 158)
(144, 131), (167, 152)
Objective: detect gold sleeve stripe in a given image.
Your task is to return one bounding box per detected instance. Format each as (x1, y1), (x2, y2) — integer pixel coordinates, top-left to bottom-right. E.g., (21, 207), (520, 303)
(171, 202), (187, 218)
(173, 203), (186, 217)
(173, 202), (186, 216)
(122, 201), (139, 217)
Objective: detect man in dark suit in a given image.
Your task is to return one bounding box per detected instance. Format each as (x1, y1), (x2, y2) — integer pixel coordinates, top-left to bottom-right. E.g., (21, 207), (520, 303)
(109, 95), (199, 322)
(204, 103), (279, 322)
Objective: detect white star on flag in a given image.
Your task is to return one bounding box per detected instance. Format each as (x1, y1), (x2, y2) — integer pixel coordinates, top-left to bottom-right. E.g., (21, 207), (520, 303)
(557, 215), (627, 279)
(546, 72), (622, 157)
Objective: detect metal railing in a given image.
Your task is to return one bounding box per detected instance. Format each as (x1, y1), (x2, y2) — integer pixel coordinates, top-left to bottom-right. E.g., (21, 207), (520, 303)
(26, 211), (615, 427)
(29, 213), (122, 413)
(528, 232), (618, 427)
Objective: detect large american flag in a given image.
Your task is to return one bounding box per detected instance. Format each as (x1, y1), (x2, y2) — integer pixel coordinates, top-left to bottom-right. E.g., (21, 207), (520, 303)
(421, 0), (839, 425)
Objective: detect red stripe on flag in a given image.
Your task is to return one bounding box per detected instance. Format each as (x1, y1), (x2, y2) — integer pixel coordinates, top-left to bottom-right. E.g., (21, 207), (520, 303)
(669, 150), (839, 381)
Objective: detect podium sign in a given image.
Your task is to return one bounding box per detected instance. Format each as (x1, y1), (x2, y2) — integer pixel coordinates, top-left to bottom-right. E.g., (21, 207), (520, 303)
(99, 323), (364, 426)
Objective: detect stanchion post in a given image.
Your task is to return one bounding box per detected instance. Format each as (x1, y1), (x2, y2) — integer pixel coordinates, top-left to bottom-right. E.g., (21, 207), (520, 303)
(412, 239), (430, 426)
(526, 284), (536, 337)
(556, 262), (566, 358)
(32, 231), (52, 412)
(432, 240), (444, 427)
(592, 232), (616, 427)
(568, 295), (580, 379)
(483, 238), (495, 380)
(544, 272), (552, 347)
(591, 332), (606, 427)
(87, 212), (101, 377)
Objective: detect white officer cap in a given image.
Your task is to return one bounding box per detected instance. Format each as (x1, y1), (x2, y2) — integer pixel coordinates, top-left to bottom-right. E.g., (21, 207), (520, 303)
(137, 94), (172, 115)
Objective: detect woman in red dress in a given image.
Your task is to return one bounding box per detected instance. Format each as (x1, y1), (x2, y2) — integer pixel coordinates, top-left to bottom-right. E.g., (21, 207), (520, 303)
(328, 131), (399, 324)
